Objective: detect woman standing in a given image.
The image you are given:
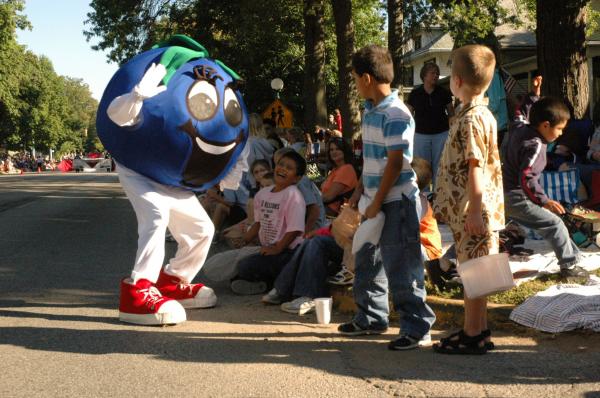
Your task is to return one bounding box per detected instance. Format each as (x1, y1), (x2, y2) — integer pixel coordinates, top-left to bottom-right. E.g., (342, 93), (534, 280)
(407, 63), (454, 190)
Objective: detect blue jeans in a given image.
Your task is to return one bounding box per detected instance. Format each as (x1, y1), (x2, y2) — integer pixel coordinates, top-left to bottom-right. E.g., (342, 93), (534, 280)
(237, 249), (296, 286)
(414, 131), (449, 190)
(274, 235), (343, 299)
(505, 190), (580, 268)
(353, 196), (436, 338)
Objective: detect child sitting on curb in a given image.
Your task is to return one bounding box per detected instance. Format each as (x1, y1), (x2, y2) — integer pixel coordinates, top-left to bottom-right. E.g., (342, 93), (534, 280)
(231, 151), (307, 295)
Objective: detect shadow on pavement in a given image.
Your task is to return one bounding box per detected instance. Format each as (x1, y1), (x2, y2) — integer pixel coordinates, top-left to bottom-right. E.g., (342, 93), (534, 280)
(0, 325), (599, 386)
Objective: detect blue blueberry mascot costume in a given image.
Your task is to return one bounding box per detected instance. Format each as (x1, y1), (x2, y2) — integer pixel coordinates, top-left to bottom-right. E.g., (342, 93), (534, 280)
(97, 35), (249, 325)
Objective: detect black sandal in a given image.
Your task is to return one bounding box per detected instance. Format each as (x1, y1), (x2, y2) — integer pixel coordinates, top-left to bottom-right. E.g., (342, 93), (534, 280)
(433, 330), (487, 355)
(481, 329), (495, 350)
(439, 330), (461, 345)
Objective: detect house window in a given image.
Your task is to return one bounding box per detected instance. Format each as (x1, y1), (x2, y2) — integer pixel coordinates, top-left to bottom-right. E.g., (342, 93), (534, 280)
(413, 35), (421, 50)
(424, 58), (436, 65)
(402, 66), (414, 87)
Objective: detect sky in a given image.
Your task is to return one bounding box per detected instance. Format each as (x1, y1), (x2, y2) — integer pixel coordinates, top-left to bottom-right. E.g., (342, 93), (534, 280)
(16, 0), (118, 101)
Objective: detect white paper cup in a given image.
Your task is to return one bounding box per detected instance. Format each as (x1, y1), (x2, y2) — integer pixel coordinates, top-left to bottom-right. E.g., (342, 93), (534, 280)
(314, 297), (333, 325)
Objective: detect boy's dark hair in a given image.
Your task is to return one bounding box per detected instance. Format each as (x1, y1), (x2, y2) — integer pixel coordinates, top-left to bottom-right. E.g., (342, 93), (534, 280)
(279, 150), (306, 177)
(352, 45), (393, 84)
(420, 62), (440, 81)
(529, 97), (570, 128)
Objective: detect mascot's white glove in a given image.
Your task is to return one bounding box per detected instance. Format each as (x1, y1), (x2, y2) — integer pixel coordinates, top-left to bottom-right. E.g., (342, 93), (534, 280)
(107, 63), (167, 127)
(219, 143), (249, 191)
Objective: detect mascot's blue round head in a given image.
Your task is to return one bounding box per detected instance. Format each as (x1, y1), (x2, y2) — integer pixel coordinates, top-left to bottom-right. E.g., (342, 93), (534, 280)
(97, 35), (249, 191)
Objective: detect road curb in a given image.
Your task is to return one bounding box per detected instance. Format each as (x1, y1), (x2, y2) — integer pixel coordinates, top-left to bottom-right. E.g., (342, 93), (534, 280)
(331, 286), (517, 328)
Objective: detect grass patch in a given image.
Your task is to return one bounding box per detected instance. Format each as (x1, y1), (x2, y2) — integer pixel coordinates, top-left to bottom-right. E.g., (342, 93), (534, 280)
(426, 273), (576, 306)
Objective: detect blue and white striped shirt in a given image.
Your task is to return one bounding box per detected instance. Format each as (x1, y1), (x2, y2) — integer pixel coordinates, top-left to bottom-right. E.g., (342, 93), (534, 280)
(361, 90), (418, 203)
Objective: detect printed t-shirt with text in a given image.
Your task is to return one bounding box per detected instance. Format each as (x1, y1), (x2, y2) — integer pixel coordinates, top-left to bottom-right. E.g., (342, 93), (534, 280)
(254, 184), (306, 249)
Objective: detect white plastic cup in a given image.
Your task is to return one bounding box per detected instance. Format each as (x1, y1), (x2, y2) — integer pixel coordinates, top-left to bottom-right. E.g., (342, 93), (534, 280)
(314, 297), (333, 325)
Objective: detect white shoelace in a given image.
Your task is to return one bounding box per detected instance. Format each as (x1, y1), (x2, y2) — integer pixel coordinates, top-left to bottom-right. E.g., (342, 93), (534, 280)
(177, 282), (196, 296)
(137, 286), (164, 308)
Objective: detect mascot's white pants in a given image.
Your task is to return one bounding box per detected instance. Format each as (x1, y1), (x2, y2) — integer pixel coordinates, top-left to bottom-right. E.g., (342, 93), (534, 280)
(117, 162), (214, 284)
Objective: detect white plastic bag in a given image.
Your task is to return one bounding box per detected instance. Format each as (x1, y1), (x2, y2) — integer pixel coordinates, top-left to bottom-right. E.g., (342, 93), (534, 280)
(458, 253), (515, 298)
(352, 194), (385, 254)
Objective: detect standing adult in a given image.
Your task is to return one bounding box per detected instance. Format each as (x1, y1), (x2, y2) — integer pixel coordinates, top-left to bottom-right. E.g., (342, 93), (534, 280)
(333, 108), (343, 133)
(407, 63), (454, 190)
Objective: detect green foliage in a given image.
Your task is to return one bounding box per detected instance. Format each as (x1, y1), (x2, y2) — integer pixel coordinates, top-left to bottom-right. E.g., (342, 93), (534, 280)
(0, 1), (97, 154)
(402, 1), (439, 45)
(57, 140), (79, 158)
(84, 0), (385, 121)
(517, 0), (599, 37)
(432, 0), (520, 49)
(0, 0), (30, 47)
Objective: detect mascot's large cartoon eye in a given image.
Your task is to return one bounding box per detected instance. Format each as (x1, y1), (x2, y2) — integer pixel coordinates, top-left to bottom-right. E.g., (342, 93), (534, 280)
(187, 80), (218, 121)
(223, 87), (242, 126)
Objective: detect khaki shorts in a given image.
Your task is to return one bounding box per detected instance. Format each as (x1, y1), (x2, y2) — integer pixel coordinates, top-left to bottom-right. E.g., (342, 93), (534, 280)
(450, 227), (500, 264)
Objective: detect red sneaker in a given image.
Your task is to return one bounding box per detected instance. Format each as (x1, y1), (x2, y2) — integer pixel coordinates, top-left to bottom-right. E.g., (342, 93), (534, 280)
(119, 278), (186, 325)
(156, 270), (217, 309)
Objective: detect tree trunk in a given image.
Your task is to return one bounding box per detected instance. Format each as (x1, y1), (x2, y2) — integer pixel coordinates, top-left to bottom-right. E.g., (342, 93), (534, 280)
(388, 0), (403, 90)
(536, 0), (589, 119)
(332, 0), (360, 139)
(303, 0), (327, 131)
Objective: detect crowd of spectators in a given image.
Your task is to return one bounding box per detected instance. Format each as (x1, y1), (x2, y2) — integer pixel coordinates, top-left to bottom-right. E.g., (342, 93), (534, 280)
(0, 151), (110, 174)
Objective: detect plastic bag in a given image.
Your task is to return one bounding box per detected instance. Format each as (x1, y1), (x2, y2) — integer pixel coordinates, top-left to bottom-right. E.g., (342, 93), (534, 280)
(331, 206), (361, 248)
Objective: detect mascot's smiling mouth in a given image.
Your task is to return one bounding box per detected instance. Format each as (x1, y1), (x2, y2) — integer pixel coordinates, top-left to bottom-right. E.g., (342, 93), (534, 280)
(179, 119), (244, 188)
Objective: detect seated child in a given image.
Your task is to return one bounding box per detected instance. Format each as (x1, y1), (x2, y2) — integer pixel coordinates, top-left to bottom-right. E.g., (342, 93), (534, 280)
(261, 228), (343, 315)
(231, 151), (307, 295)
(222, 159), (273, 248)
(274, 147), (326, 233)
(411, 157), (442, 262)
(201, 150), (320, 282)
(502, 96), (589, 281)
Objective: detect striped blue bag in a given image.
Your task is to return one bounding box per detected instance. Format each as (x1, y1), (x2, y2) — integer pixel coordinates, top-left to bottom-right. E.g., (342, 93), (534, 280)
(540, 168), (580, 203)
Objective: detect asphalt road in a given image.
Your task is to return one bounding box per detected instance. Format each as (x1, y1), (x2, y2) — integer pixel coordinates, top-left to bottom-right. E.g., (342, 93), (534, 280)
(1, 172), (600, 398)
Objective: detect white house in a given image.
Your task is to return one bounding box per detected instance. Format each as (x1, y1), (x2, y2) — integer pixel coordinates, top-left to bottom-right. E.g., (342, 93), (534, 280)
(401, 0), (600, 120)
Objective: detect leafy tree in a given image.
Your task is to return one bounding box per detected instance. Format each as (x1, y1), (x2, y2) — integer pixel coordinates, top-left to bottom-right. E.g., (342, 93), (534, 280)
(428, 0), (520, 63)
(85, 0), (384, 129)
(15, 54), (68, 151)
(0, 0), (98, 153)
(517, 0), (600, 36)
(0, 0), (30, 148)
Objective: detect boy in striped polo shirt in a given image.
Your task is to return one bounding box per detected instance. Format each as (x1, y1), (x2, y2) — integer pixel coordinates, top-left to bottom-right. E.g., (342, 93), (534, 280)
(338, 45), (436, 351)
